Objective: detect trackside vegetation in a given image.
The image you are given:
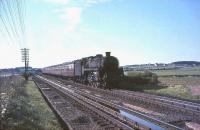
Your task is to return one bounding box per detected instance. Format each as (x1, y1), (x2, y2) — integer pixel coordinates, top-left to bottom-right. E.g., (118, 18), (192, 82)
(1, 76), (63, 130)
(125, 70), (200, 101)
(117, 71), (158, 90)
(127, 67), (200, 77)
(145, 85), (200, 101)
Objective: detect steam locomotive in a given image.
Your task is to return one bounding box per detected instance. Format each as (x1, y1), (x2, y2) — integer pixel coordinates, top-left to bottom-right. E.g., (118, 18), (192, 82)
(42, 52), (124, 89)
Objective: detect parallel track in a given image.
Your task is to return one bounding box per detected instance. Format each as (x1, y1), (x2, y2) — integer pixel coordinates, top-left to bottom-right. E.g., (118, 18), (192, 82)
(36, 75), (183, 130)
(34, 76), (149, 130)
(114, 90), (200, 114)
(45, 75), (200, 116)
(34, 78), (123, 130)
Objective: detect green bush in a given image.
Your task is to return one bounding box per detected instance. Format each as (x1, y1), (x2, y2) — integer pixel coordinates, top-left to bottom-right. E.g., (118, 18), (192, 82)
(116, 71), (158, 90)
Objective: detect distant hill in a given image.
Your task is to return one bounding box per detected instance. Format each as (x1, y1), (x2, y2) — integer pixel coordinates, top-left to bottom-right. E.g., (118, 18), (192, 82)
(171, 61), (200, 66)
(0, 67), (33, 75)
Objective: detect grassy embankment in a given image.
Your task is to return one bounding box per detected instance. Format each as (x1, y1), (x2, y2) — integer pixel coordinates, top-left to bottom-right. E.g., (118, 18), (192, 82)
(125, 68), (200, 101)
(2, 76), (63, 130)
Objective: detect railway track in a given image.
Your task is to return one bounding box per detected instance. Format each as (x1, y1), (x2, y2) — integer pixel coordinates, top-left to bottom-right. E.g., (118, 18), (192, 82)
(82, 84), (200, 115)
(34, 76), (150, 130)
(35, 75), (183, 130)
(57, 75), (200, 114)
(34, 78), (123, 130)
(44, 75), (200, 116)
(114, 90), (200, 113)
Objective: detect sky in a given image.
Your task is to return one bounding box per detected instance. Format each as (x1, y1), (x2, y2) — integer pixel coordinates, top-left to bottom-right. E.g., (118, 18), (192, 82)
(0, 0), (200, 68)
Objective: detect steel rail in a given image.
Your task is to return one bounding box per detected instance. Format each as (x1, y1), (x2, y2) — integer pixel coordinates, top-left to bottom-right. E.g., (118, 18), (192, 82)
(114, 90), (200, 114)
(35, 76), (143, 130)
(56, 77), (200, 114)
(37, 75), (183, 130)
(48, 76), (199, 115)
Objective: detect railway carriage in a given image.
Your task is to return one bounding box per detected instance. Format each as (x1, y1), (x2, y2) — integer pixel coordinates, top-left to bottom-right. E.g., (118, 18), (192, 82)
(61, 62), (74, 77)
(41, 52), (124, 89)
(42, 62), (74, 78)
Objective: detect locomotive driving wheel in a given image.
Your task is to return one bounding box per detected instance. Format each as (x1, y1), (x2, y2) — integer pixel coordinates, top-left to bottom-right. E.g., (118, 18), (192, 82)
(87, 72), (98, 88)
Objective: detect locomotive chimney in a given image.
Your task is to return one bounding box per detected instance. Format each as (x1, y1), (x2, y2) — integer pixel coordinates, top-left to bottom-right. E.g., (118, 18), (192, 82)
(106, 52), (111, 57)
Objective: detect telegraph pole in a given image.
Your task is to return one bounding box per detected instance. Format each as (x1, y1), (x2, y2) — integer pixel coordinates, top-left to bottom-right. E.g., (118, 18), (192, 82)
(21, 48), (29, 80)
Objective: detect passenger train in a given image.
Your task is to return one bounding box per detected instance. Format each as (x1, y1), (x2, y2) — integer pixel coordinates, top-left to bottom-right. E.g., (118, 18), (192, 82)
(42, 52), (124, 89)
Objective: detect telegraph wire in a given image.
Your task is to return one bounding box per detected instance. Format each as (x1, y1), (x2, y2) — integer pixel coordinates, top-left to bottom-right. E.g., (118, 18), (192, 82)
(10, 0), (24, 46)
(0, 11), (16, 46)
(16, 0), (26, 46)
(0, 1), (17, 44)
(15, 0), (26, 47)
(4, 0), (22, 46)
(0, 18), (14, 47)
(8, 0), (25, 47)
(0, 0), (26, 47)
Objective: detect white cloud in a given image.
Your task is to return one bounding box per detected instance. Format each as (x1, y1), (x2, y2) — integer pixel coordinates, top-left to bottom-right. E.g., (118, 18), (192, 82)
(85, 0), (112, 6)
(43, 0), (114, 31)
(43, 0), (112, 5)
(44, 0), (71, 4)
(0, 0), (120, 68)
(86, 0), (111, 4)
(59, 7), (82, 31)
(86, 0), (98, 4)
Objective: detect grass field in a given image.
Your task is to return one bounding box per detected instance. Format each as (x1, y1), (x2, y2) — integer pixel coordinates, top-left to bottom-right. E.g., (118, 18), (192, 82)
(125, 68), (200, 101)
(151, 67), (200, 76)
(144, 84), (200, 101)
(156, 77), (200, 98)
(1, 76), (63, 130)
(126, 67), (200, 77)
